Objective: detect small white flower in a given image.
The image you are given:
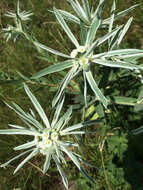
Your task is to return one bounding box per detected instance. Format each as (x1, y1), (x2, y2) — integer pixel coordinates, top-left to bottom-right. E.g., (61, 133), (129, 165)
(79, 57), (89, 66)
(42, 131), (49, 140)
(77, 46), (86, 53)
(45, 139), (53, 148)
(70, 49), (78, 58)
(51, 132), (58, 141)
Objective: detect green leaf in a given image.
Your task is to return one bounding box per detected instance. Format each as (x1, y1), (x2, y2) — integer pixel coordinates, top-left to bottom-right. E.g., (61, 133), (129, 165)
(58, 9), (80, 24)
(82, 0), (91, 21)
(61, 119), (102, 135)
(109, 0), (116, 33)
(14, 148), (39, 174)
(54, 7), (79, 48)
(0, 149), (34, 168)
(66, 0), (88, 23)
(86, 26), (122, 56)
(5, 102), (43, 130)
(43, 153), (51, 174)
(132, 126), (143, 135)
(117, 17), (133, 45)
(93, 0), (105, 19)
(102, 4), (139, 25)
(92, 49), (143, 59)
(61, 146), (96, 184)
(108, 96), (136, 106)
(8, 124), (25, 129)
(51, 96), (65, 128)
(92, 58), (141, 70)
(34, 41), (71, 58)
(14, 141), (36, 150)
(56, 106), (72, 131)
(80, 20), (87, 45)
(31, 60), (73, 79)
(85, 70), (108, 108)
(12, 102), (44, 130)
(53, 154), (68, 189)
(24, 84), (50, 128)
(0, 129), (40, 136)
(62, 131), (96, 135)
(52, 67), (77, 107)
(85, 2), (102, 46)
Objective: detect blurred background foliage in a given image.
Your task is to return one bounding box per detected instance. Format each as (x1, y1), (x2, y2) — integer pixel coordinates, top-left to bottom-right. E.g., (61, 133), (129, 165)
(0, 0), (143, 189)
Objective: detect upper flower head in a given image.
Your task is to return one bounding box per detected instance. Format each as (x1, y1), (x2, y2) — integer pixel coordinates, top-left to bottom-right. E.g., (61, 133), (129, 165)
(70, 49), (78, 58)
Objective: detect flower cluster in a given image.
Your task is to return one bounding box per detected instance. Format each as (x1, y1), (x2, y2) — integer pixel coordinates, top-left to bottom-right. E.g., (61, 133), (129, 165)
(0, 84), (98, 189)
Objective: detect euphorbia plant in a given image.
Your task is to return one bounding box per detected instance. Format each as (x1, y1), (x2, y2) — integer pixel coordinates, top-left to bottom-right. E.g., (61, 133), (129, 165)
(1, 0), (143, 189)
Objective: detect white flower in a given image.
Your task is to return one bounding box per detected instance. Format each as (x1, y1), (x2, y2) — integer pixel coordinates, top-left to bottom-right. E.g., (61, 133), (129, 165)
(77, 46), (86, 53)
(79, 57), (89, 66)
(70, 49), (78, 58)
(42, 129), (50, 140)
(51, 132), (58, 141)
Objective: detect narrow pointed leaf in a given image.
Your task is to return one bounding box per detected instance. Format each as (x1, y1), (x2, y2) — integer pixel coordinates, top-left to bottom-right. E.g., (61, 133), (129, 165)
(61, 146), (96, 184)
(92, 49), (143, 59)
(85, 1), (103, 46)
(86, 26), (122, 56)
(24, 84), (50, 128)
(43, 153), (51, 174)
(52, 67), (77, 107)
(82, 0), (91, 21)
(0, 149), (34, 168)
(66, 0), (88, 23)
(61, 119), (101, 134)
(109, 0), (116, 33)
(8, 124), (25, 129)
(59, 9), (80, 24)
(0, 129), (39, 136)
(12, 102), (44, 130)
(117, 17), (133, 45)
(14, 148), (39, 174)
(102, 4), (139, 25)
(14, 141), (36, 150)
(52, 96), (65, 127)
(92, 58), (141, 70)
(85, 70), (108, 108)
(54, 7), (79, 48)
(53, 154), (68, 189)
(56, 106), (72, 131)
(34, 41), (71, 58)
(31, 60), (73, 79)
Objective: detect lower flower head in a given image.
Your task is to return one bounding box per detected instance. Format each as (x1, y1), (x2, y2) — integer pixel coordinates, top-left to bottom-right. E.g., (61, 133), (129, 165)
(79, 57), (89, 66)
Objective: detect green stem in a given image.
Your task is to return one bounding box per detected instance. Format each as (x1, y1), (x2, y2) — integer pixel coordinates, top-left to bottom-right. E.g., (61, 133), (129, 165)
(100, 151), (112, 190)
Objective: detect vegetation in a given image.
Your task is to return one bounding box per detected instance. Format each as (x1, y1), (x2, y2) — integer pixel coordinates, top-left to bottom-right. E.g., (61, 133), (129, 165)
(0, 0), (143, 189)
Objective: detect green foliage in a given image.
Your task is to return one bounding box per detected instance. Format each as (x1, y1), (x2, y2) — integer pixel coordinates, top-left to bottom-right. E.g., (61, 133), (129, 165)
(0, 0), (143, 189)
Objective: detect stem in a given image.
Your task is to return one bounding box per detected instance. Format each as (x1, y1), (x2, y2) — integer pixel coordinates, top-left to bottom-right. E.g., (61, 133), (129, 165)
(100, 150), (112, 190)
